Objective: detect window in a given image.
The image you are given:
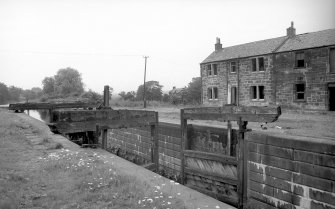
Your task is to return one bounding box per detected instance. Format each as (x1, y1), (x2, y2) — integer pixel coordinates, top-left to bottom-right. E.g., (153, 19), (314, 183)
(250, 86), (265, 100)
(208, 87), (218, 100)
(207, 65), (212, 76)
(252, 59), (257, 72)
(251, 57), (265, 72)
(258, 57), (264, 71)
(295, 52), (305, 68)
(213, 64), (218, 75)
(206, 64), (218, 76)
(230, 61), (236, 73)
(295, 83), (305, 100)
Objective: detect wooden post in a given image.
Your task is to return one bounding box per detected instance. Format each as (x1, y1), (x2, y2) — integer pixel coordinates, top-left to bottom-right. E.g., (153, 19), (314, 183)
(237, 117), (248, 209)
(102, 85), (109, 149)
(49, 108), (54, 123)
(151, 112), (159, 171)
(227, 120), (232, 156)
(180, 109), (188, 185)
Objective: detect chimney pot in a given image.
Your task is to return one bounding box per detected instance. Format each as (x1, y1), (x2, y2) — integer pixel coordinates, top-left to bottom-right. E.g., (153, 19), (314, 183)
(215, 37), (222, 51)
(287, 21), (296, 38)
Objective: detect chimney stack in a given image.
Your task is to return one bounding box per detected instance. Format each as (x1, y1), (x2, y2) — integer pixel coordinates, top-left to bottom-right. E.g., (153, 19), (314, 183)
(215, 37), (222, 51)
(286, 21), (296, 38)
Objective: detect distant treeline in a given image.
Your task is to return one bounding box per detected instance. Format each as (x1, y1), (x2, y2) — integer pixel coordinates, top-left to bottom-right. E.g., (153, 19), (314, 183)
(1, 67), (201, 105)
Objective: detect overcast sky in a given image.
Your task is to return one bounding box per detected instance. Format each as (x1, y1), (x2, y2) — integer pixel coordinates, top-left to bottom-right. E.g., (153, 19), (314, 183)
(0, 0), (334, 94)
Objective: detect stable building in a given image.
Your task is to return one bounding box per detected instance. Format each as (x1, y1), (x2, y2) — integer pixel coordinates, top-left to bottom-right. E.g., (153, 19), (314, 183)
(200, 22), (335, 111)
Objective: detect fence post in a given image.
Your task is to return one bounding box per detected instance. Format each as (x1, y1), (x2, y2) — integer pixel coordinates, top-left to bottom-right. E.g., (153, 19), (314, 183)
(237, 117), (248, 209)
(227, 120), (232, 156)
(102, 85), (109, 149)
(151, 112), (159, 172)
(180, 109), (187, 185)
(49, 108), (54, 123)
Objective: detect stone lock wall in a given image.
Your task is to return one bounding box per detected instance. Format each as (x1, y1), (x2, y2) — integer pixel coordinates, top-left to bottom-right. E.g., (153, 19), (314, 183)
(246, 132), (335, 209)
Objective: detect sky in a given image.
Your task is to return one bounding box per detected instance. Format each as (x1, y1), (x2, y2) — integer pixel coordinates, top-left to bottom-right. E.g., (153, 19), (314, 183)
(0, 0), (334, 94)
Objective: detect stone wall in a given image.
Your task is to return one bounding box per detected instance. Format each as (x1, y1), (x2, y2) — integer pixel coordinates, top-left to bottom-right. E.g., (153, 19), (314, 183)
(246, 132), (335, 209)
(273, 47), (333, 110)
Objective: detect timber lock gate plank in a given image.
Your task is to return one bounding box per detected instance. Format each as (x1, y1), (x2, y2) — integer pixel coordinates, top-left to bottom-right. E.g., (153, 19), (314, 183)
(180, 106), (281, 209)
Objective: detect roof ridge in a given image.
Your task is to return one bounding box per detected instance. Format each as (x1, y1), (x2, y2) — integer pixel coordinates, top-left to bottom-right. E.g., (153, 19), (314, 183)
(222, 28), (335, 50)
(272, 37), (290, 53)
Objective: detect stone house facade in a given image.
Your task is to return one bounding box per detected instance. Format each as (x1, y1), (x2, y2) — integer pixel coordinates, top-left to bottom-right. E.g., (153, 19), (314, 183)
(200, 23), (335, 110)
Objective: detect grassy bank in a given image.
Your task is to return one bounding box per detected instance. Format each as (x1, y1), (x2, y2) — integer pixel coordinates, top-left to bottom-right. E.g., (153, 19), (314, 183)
(0, 109), (185, 209)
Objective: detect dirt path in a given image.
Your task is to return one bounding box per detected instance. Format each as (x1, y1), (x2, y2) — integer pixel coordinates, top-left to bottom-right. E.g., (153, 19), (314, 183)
(115, 106), (335, 140)
(0, 109), (235, 209)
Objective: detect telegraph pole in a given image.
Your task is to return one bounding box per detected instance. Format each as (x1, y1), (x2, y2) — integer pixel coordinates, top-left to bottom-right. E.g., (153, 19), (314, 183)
(143, 56), (149, 108)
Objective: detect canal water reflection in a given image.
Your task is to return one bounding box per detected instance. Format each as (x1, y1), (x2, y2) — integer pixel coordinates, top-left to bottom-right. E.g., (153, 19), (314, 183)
(25, 110), (50, 122)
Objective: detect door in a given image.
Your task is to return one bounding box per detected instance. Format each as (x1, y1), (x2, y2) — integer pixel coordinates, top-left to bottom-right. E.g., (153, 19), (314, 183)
(330, 48), (335, 73)
(329, 84), (335, 111)
(231, 87), (237, 105)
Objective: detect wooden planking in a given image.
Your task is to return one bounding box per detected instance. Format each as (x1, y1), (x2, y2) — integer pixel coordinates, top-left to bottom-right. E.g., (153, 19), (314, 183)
(158, 141), (181, 152)
(184, 150), (237, 165)
(52, 118), (157, 133)
(9, 102), (94, 110)
(53, 109), (156, 122)
(183, 106), (281, 123)
(186, 183), (238, 207)
(185, 167), (238, 186)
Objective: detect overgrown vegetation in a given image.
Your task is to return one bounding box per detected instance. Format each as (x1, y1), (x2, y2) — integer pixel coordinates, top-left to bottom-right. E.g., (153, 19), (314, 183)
(0, 109), (185, 208)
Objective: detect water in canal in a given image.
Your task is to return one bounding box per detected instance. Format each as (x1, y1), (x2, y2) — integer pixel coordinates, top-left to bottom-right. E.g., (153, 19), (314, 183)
(25, 110), (50, 122)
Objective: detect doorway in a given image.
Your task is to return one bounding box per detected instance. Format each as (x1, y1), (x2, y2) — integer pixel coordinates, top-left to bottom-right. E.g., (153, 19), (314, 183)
(329, 84), (335, 111)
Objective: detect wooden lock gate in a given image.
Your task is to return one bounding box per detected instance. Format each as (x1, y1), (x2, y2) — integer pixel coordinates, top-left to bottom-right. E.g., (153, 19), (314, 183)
(180, 105), (281, 208)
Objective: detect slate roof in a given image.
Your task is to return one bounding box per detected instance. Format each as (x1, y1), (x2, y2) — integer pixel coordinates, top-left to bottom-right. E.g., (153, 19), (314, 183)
(201, 28), (335, 64)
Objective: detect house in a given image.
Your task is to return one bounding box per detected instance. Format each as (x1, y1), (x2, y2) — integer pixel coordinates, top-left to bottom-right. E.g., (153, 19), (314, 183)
(200, 22), (335, 111)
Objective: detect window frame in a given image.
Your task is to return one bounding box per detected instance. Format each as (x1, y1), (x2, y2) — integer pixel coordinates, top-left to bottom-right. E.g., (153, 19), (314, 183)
(294, 82), (306, 102)
(208, 87), (219, 100)
(206, 63), (219, 76)
(230, 61), (236, 73)
(295, 51), (305, 68)
(250, 85), (265, 101)
(251, 57), (265, 72)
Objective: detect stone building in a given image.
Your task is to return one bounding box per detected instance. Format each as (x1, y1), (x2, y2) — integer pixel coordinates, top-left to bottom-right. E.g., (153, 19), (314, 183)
(200, 22), (335, 110)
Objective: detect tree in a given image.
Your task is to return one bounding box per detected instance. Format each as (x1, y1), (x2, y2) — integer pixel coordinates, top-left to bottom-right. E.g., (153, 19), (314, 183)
(42, 76), (55, 95)
(136, 81), (163, 101)
(162, 93), (170, 102)
(54, 67), (84, 96)
(0, 82), (9, 104)
(81, 89), (103, 104)
(8, 86), (22, 102)
(119, 91), (136, 101)
(185, 77), (201, 104)
(31, 87), (43, 99)
(119, 91), (126, 100)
